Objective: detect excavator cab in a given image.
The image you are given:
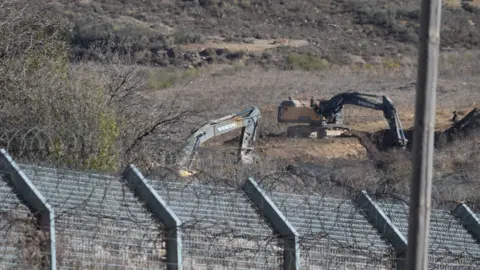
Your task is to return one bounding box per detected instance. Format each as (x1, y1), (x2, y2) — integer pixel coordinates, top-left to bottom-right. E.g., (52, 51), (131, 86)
(278, 99), (326, 126)
(278, 97), (350, 139)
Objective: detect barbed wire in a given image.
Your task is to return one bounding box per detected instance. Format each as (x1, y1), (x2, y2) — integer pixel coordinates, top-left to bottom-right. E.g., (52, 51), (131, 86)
(6, 164), (167, 269)
(0, 59), (478, 269)
(3, 153), (480, 269)
(1, 124), (478, 200)
(0, 172), (49, 269)
(2, 0), (480, 268)
(374, 197), (480, 269)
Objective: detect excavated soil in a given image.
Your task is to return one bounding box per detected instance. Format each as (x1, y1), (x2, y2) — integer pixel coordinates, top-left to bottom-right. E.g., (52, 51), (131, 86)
(199, 106), (479, 164)
(255, 136), (368, 160)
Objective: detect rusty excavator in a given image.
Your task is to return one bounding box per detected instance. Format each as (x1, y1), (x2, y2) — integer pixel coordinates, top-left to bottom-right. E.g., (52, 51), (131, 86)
(277, 90), (480, 151)
(277, 91), (409, 148)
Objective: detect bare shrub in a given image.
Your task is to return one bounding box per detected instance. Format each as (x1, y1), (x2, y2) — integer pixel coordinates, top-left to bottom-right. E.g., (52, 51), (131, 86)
(0, 185), (48, 269)
(0, 0), (201, 174)
(0, 0), (119, 171)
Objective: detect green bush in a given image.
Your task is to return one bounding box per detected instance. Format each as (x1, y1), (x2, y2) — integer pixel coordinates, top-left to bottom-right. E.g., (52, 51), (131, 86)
(173, 29), (205, 44)
(236, 0), (251, 8)
(84, 107), (121, 172)
(0, 0), (126, 173)
(285, 53), (329, 71)
(383, 57), (401, 69)
(146, 67), (202, 90)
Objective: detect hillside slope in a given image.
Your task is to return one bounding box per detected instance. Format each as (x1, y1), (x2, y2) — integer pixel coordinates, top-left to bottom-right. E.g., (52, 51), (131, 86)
(3, 0), (480, 203)
(55, 0), (480, 67)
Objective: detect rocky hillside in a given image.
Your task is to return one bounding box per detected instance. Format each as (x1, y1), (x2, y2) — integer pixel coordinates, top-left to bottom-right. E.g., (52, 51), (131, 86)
(53, 0), (480, 68)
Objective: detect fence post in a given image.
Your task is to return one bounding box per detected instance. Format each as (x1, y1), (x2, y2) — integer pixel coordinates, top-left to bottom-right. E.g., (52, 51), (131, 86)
(407, 0), (442, 269)
(122, 164), (183, 270)
(452, 202), (480, 242)
(241, 177), (300, 270)
(354, 190), (407, 269)
(0, 149), (56, 270)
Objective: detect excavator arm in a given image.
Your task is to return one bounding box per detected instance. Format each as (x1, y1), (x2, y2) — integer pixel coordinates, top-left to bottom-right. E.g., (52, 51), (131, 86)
(314, 91), (408, 147)
(172, 107), (261, 177)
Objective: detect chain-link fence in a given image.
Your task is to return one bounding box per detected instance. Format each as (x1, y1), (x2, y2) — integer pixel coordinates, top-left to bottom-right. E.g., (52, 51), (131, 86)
(3, 150), (480, 269)
(267, 191), (397, 269)
(151, 180), (284, 269)
(19, 164), (167, 269)
(376, 198), (480, 270)
(0, 174), (48, 270)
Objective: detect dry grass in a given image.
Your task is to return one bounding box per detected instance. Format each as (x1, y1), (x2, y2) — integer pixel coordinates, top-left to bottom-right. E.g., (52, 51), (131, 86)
(147, 49), (480, 129)
(4, 0), (480, 268)
(4, 0), (480, 198)
(349, 106), (474, 132)
(134, 49), (480, 172)
(29, 11), (480, 270)
(132, 48), (480, 203)
(131, 50), (480, 206)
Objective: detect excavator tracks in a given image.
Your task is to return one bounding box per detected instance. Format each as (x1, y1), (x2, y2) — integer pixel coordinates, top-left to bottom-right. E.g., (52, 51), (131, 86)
(285, 124), (351, 139)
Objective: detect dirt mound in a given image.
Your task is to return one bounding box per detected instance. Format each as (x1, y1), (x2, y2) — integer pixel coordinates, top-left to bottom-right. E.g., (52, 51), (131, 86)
(398, 107), (480, 149)
(256, 135), (368, 161)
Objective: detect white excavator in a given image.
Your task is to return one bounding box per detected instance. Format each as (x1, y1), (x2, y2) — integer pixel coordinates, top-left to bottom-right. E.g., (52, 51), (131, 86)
(168, 106), (261, 177)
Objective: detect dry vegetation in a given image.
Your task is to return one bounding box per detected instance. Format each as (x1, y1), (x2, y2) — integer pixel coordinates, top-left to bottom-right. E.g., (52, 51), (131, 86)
(0, 0), (478, 202)
(144, 49), (480, 204)
(0, 0), (206, 174)
(2, 0), (480, 205)
(30, 0), (480, 70)
(3, 0), (480, 268)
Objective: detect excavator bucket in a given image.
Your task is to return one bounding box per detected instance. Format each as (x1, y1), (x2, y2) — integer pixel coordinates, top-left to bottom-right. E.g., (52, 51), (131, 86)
(177, 169), (197, 177)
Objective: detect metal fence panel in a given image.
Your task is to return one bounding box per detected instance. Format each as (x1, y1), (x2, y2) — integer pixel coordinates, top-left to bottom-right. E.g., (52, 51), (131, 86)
(269, 192), (397, 269)
(20, 164), (167, 269)
(4, 159), (480, 269)
(0, 175), (45, 269)
(375, 199), (480, 269)
(150, 180), (283, 269)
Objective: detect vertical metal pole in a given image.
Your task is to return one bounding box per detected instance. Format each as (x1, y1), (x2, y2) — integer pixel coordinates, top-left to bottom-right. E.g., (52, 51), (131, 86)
(406, 1), (442, 270)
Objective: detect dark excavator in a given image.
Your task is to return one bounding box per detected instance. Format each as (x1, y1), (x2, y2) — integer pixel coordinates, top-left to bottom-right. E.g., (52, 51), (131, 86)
(277, 91), (408, 148)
